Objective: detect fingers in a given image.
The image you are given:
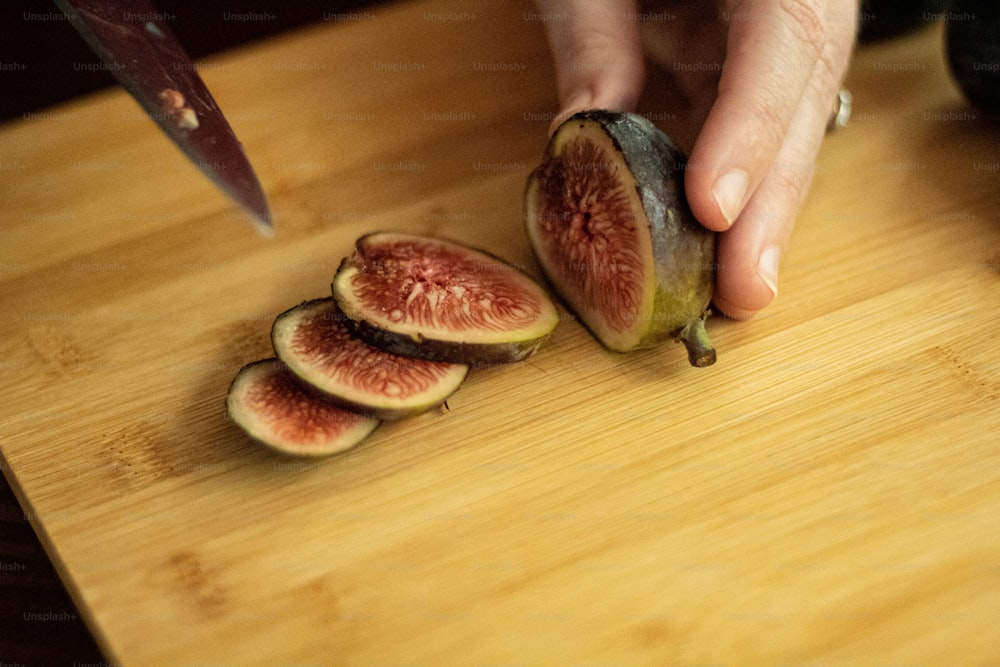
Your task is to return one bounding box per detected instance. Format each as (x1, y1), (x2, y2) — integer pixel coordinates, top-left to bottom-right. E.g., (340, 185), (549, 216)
(534, 0), (646, 134)
(686, 0), (828, 230)
(686, 0), (858, 317)
(535, 0), (859, 318)
(711, 84), (825, 319)
(639, 3), (728, 129)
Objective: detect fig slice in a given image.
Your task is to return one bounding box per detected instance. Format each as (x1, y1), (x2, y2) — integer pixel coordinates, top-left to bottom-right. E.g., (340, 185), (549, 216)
(271, 297), (468, 420)
(227, 358), (380, 456)
(332, 231), (560, 364)
(524, 110), (717, 367)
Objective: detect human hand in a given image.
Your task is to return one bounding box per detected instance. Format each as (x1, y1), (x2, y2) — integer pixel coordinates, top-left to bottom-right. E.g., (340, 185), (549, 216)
(535, 0), (859, 319)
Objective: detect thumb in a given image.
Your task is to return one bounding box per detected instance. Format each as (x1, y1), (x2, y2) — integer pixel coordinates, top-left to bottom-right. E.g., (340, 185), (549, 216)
(535, 0), (646, 134)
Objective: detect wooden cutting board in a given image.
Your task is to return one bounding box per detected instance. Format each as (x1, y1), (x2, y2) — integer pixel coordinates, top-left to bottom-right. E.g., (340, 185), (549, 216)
(2, 1), (999, 663)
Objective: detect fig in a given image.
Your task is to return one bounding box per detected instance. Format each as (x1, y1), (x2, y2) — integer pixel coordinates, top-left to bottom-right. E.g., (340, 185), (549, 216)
(523, 110), (716, 367)
(271, 297), (468, 420)
(332, 232), (560, 364)
(226, 358), (381, 456)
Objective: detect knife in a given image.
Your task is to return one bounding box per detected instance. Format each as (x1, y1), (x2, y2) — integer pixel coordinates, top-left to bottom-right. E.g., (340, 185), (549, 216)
(55, 0), (272, 233)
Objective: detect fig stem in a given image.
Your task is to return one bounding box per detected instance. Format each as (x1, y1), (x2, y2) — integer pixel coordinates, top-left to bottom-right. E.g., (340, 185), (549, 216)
(679, 317), (716, 368)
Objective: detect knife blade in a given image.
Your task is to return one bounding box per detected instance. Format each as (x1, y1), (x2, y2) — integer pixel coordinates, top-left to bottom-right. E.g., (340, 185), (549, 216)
(55, 0), (272, 233)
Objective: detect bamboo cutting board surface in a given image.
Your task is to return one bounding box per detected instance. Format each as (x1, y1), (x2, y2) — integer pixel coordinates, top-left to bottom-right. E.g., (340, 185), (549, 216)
(2, 1), (1000, 663)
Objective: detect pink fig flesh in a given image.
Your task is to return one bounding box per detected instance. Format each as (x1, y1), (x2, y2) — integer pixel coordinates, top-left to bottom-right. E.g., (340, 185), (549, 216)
(272, 298), (468, 419)
(227, 358), (380, 456)
(332, 231), (559, 364)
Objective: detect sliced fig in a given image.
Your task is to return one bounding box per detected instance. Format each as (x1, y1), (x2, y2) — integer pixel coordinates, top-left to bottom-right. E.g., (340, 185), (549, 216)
(271, 297), (468, 420)
(227, 358), (380, 456)
(524, 110), (717, 367)
(331, 231), (560, 364)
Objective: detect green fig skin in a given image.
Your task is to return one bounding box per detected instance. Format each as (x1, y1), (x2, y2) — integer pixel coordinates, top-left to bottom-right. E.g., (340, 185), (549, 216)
(602, 112), (715, 348)
(525, 110), (716, 366)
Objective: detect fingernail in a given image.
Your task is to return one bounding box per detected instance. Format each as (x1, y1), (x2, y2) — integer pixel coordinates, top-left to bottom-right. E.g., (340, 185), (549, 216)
(757, 245), (781, 298)
(712, 169), (749, 227)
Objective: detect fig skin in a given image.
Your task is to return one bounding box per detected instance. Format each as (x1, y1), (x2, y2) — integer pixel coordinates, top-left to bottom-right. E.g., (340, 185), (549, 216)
(337, 313), (549, 366)
(226, 358), (381, 457)
(524, 110), (716, 367)
(332, 232), (560, 365)
(271, 298), (469, 420)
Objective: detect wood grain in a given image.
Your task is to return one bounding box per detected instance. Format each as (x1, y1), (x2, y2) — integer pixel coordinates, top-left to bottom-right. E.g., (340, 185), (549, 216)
(2, 1), (999, 664)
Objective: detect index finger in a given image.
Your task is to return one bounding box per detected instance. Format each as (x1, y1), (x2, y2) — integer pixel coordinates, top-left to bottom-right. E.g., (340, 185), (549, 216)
(534, 0), (646, 133)
(684, 0), (834, 231)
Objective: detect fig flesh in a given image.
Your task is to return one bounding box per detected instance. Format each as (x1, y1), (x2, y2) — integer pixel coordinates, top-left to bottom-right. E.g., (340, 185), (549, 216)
(332, 232), (560, 365)
(272, 297), (468, 420)
(524, 110), (716, 367)
(227, 358), (380, 456)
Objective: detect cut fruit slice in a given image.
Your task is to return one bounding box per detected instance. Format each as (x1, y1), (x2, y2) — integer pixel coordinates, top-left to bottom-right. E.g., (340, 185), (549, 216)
(227, 358), (380, 456)
(272, 298), (468, 420)
(332, 231), (560, 364)
(524, 110), (717, 366)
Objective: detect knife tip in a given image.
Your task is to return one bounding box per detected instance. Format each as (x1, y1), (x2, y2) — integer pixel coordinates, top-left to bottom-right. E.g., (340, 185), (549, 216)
(232, 185), (273, 237)
(248, 210), (275, 238)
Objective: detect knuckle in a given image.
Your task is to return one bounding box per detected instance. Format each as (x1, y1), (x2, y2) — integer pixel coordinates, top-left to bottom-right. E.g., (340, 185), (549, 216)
(803, 39), (851, 127)
(776, 0), (827, 62)
(771, 158), (814, 204)
(813, 49), (842, 100)
(740, 84), (791, 148)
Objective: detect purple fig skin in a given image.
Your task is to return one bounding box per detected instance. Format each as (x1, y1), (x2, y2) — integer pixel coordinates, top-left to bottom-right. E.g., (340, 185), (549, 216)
(331, 232), (560, 365)
(271, 298), (469, 420)
(524, 110), (716, 367)
(226, 358), (380, 457)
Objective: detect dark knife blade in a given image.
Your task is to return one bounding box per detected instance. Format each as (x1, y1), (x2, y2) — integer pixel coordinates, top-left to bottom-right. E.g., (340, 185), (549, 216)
(55, 0), (272, 232)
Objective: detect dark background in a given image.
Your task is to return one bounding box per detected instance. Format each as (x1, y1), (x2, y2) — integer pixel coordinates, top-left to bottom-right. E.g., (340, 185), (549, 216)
(1, 2), (383, 665)
(1, 0), (390, 122)
(1, 1), (981, 664)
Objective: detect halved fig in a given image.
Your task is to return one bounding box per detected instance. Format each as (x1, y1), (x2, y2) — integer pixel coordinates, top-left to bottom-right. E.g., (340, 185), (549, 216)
(332, 232), (560, 364)
(524, 110), (717, 367)
(227, 358), (380, 456)
(272, 297), (468, 419)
